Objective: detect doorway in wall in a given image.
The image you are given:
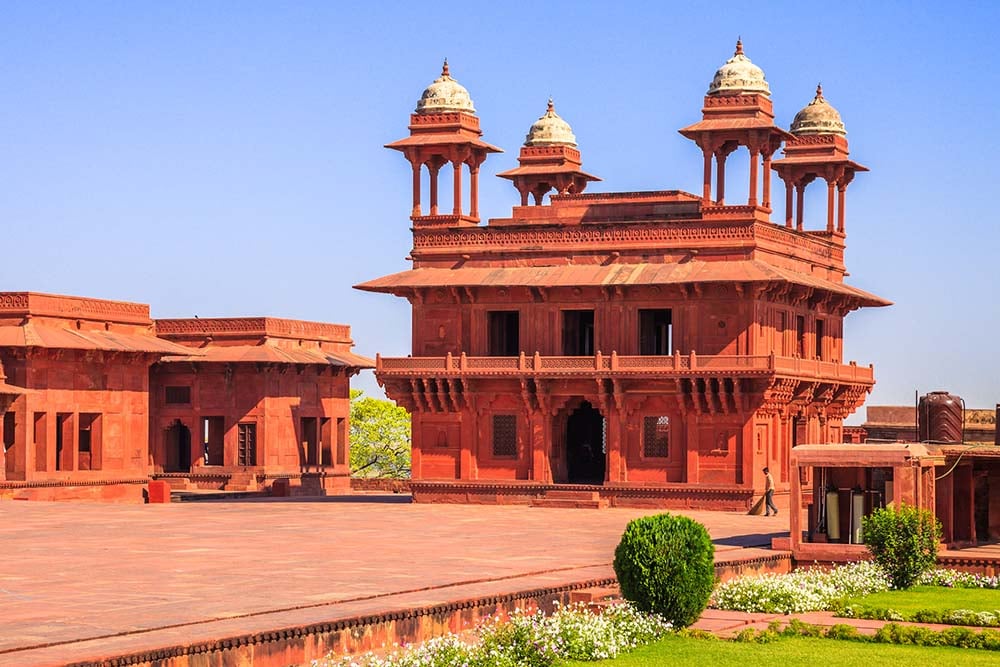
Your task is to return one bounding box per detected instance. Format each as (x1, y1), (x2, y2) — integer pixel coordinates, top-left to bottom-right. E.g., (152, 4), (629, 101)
(565, 401), (605, 485)
(166, 420), (192, 472)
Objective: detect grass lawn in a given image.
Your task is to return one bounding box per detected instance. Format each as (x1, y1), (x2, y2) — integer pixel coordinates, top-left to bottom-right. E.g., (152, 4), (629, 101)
(561, 635), (1000, 666)
(845, 586), (1000, 614)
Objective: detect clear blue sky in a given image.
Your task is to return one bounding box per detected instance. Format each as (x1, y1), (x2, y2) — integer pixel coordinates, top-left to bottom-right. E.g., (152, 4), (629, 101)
(1, 2), (997, 419)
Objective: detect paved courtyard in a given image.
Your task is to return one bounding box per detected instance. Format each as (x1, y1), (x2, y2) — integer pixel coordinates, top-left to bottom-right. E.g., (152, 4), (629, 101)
(0, 497), (785, 666)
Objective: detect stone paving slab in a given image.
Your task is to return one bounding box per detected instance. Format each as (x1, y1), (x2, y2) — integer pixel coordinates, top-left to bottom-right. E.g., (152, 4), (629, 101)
(0, 499), (786, 666)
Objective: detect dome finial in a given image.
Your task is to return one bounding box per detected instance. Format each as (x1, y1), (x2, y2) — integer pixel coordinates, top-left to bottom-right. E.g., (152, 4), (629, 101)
(816, 83), (823, 99)
(547, 97), (554, 113)
(442, 58), (449, 77)
(735, 37), (743, 56)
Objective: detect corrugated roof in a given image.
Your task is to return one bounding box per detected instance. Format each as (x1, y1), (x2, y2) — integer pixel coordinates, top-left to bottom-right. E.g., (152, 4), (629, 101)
(0, 322), (198, 355)
(160, 345), (374, 368)
(355, 260), (891, 307)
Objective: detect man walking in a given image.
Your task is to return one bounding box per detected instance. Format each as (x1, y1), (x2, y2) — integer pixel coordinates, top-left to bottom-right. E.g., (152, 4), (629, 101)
(763, 466), (778, 516)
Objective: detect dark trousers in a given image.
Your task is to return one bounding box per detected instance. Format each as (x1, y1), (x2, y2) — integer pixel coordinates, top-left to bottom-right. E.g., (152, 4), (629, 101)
(765, 489), (778, 515)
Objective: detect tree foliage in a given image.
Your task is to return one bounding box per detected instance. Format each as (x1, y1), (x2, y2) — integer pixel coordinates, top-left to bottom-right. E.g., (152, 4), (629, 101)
(862, 502), (942, 589)
(613, 513), (716, 628)
(349, 389), (411, 478)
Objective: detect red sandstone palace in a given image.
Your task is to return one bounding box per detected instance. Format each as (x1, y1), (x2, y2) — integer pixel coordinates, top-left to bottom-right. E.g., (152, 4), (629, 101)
(358, 46), (890, 510)
(0, 292), (372, 501)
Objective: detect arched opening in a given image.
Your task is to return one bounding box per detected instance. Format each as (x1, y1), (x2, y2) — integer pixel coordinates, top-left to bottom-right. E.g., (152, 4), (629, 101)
(566, 401), (605, 485)
(166, 420), (192, 473)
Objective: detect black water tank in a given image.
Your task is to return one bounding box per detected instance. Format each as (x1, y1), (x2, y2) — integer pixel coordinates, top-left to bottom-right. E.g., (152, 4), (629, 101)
(918, 391), (963, 444)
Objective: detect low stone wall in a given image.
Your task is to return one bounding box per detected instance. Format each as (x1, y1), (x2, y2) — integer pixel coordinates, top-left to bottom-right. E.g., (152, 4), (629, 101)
(350, 477), (412, 494)
(62, 577), (615, 667)
(716, 552), (793, 582)
(410, 481), (755, 512)
(0, 478), (147, 503)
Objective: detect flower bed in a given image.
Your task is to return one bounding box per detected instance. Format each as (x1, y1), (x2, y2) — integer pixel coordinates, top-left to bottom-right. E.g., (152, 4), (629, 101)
(711, 561), (891, 613)
(315, 602), (673, 667)
(918, 569), (1000, 589)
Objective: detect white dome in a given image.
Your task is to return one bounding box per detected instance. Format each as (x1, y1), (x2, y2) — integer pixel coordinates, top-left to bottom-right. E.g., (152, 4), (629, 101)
(524, 99), (577, 147)
(707, 40), (771, 97)
(415, 60), (476, 115)
(790, 85), (847, 136)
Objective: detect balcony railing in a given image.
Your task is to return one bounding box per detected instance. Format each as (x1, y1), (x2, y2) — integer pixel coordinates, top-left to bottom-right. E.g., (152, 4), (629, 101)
(376, 351), (874, 384)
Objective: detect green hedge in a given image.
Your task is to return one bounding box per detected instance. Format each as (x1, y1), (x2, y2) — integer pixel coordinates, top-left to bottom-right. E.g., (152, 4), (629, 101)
(613, 513), (715, 628)
(862, 503), (942, 589)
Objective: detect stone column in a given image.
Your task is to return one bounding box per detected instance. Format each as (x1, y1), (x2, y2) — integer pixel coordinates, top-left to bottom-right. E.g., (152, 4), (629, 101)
(452, 161), (463, 216)
(469, 165), (479, 219)
(605, 407), (622, 484)
(795, 183), (806, 230)
(826, 180), (836, 232)
(762, 153), (772, 209)
(715, 151), (727, 205)
(837, 183), (847, 233)
(702, 149), (712, 203)
(530, 411), (552, 483)
(784, 178), (794, 228)
(429, 164), (440, 215)
(411, 162), (421, 217)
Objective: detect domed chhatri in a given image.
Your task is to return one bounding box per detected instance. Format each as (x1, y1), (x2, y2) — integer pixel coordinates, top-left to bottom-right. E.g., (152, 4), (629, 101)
(790, 84), (847, 137)
(524, 98), (577, 147)
(415, 59), (476, 115)
(707, 39), (771, 97)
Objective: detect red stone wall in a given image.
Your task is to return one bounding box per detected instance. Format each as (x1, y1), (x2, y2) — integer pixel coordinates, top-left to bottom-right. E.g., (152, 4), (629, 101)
(149, 363), (352, 489)
(0, 350), (153, 483)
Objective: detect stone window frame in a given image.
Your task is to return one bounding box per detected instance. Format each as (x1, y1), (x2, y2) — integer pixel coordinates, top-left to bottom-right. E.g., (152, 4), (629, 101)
(164, 385), (192, 405)
(491, 413), (518, 459)
(641, 415), (670, 459)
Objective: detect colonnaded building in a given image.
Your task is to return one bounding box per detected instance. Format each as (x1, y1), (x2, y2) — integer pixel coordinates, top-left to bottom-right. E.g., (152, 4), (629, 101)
(358, 44), (890, 510)
(0, 292), (372, 501)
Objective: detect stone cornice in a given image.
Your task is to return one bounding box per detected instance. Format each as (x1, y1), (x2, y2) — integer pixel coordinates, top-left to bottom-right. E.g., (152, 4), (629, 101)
(0, 292), (150, 325)
(155, 317), (351, 344)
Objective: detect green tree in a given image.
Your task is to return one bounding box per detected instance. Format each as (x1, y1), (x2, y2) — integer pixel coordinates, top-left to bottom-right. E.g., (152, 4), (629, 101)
(349, 389), (411, 478)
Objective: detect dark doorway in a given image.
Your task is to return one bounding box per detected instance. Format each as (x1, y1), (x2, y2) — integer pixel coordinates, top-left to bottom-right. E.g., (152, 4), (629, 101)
(166, 421), (192, 472)
(302, 417), (318, 466)
(639, 309), (672, 355)
(3, 412), (16, 478)
(566, 401), (605, 484)
(487, 311), (519, 356)
(202, 416), (225, 466)
(974, 471), (990, 543)
(562, 310), (595, 356)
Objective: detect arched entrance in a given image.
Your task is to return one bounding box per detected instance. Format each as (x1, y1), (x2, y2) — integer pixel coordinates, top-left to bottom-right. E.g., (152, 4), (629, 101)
(566, 401), (605, 485)
(166, 420), (192, 472)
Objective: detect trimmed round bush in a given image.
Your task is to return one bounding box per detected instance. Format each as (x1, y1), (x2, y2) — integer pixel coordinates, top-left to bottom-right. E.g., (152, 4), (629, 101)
(862, 502), (942, 589)
(613, 513), (715, 627)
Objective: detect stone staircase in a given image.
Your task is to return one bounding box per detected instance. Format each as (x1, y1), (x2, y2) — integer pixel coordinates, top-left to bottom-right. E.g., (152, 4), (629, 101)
(530, 489), (609, 509)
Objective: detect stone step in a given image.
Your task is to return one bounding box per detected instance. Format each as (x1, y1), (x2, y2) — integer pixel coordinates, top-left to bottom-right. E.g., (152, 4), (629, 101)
(171, 490), (268, 502)
(568, 586), (620, 604)
(541, 489), (601, 501)
(530, 498), (608, 509)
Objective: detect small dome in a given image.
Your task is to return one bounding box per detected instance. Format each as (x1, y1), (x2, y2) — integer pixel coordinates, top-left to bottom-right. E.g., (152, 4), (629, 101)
(707, 39), (771, 97)
(524, 99), (577, 147)
(415, 60), (476, 115)
(790, 85), (847, 136)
